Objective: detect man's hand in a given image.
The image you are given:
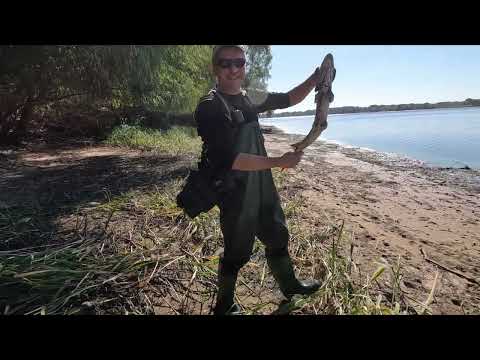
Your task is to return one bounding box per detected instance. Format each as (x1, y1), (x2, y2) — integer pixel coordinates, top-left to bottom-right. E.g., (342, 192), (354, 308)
(312, 66), (322, 85)
(287, 68), (321, 107)
(279, 151), (304, 169)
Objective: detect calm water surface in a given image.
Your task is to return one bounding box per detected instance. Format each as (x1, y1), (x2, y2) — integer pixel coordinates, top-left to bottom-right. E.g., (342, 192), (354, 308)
(260, 107), (480, 169)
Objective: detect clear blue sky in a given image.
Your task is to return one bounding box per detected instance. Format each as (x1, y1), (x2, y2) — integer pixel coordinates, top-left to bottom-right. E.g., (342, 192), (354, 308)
(267, 45), (480, 112)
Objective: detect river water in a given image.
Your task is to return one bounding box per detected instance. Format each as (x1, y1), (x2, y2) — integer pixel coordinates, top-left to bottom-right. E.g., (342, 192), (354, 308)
(260, 107), (480, 169)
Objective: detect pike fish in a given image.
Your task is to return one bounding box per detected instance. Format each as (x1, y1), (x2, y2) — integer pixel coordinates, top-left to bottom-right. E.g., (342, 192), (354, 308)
(291, 53), (336, 152)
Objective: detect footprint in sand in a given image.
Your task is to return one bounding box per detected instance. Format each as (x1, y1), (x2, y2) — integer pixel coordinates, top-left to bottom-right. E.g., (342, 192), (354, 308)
(451, 299), (462, 307)
(403, 280), (417, 289)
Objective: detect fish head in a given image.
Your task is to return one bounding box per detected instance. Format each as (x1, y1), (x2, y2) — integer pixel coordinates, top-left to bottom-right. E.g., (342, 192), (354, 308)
(315, 54), (336, 100)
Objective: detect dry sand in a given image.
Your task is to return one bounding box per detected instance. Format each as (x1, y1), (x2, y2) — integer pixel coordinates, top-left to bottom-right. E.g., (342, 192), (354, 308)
(262, 127), (480, 314)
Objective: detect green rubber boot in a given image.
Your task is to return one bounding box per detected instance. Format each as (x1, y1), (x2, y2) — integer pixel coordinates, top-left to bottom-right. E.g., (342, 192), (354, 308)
(213, 262), (242, 315)
(267, 255), (321, 300)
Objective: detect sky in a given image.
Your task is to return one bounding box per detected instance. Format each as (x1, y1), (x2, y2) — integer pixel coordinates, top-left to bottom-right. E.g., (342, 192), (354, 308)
(267, 45), (480, 113)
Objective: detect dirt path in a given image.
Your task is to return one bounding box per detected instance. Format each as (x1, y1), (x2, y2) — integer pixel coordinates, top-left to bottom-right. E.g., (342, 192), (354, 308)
(0, 142), (194, 250)
(264, 132), (480, 314)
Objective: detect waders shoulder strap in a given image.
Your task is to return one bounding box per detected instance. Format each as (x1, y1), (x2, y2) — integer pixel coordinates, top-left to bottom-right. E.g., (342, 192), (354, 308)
(208, 88), (253, 123)
(209, 89), (233, 122)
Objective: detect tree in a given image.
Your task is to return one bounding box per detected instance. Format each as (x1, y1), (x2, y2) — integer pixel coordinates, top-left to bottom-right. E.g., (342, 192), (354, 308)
(0, 45), (276, 142)
(0, 45), (215, 142)
(464, 98), (480, 106)
(242, 45), (273, 106)
(244, 45), (272, 91)
(145, 45), (214, 112)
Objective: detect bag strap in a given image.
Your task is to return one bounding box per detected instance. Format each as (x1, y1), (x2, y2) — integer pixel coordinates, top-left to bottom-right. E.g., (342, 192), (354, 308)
(209, 88), (252, 123)
(242, 91), (254, 108)
(209, 88), (233, 122)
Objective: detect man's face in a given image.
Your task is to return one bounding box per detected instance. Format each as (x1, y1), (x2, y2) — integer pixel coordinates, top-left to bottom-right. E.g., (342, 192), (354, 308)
(214, 47), (246, 90)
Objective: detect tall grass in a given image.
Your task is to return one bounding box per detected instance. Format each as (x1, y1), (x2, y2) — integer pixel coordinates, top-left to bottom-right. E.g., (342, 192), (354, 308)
(0, 238), (163, 315)
(276, 220), (408, 315)
(104, 125), (201, 155)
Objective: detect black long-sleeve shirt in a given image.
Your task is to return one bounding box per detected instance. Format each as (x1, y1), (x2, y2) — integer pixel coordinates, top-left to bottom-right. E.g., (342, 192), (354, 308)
(195, 91), (290, 174)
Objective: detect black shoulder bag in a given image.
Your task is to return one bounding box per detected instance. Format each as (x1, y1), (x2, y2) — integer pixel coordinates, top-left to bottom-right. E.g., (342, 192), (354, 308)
(176, 89), (245, 219)
(176, 167), (218, 218)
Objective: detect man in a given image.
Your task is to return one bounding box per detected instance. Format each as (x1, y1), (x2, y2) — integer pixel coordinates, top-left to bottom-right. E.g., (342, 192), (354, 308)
(195, 45), (322, 315)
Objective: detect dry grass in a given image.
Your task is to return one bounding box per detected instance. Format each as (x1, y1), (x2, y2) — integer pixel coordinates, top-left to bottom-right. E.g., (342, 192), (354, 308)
(0, 126), (423, 315)
(0, 176), (415, 315)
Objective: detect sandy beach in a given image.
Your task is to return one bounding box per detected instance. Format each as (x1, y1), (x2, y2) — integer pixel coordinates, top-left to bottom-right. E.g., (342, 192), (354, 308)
(1, 126), (479, 314)
(262, 126), (480, 314)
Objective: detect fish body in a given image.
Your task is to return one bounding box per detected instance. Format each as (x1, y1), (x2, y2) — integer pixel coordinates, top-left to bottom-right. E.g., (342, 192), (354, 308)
(291, 53), (336, 152)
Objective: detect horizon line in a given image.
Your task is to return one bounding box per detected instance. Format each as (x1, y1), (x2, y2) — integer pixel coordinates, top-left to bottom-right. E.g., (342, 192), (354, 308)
(274, 97), (479, 114)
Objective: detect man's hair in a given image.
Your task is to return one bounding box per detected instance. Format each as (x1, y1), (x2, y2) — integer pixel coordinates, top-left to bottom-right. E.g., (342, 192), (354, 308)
(212, 45), (246, 65)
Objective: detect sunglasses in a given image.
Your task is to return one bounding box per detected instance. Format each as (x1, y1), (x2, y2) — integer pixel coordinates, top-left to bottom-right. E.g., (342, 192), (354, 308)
(216, 58), (246, 69)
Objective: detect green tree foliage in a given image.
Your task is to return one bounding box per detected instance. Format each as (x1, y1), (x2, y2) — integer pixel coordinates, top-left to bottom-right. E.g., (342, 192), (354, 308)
(0, 45), (215, 142)
(1, 45), (275, 142)
(0, 46), (107, 138)
(244, 45), (272, 91)
(242, 45), (272, 105)
(147, 45), (215, 112)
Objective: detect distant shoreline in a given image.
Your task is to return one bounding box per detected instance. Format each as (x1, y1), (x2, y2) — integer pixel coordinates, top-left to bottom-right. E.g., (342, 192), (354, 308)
(260, 99), (480, 118)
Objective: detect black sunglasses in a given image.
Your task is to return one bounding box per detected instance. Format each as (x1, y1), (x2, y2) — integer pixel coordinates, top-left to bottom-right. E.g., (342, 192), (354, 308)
(216, 58), (246, 69)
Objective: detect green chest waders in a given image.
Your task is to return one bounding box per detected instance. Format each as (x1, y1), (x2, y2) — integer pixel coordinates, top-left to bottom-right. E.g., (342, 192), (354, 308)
(214, 120), (288, 315)
(218, 120), (290, 268)
(214, 120), (320, 315)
